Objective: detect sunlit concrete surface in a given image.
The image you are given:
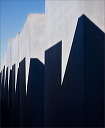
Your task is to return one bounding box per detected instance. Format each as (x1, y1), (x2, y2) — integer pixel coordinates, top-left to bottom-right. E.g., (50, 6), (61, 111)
(45, 0), (105, 82)
(0, 0), (105, 127)
(0, 0), (105, 89)
(18, 14), (45, 90)
(0, 14), (45, 91)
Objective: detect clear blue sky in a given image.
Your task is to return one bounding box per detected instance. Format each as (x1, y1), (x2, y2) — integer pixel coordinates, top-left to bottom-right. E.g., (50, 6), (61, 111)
(0, 0), (45, 62)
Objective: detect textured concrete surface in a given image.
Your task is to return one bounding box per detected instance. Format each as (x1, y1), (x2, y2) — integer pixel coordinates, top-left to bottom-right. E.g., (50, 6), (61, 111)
(18, 14), (45, 90)
(44, 14), (104, 127)
(45, 0), (105, 82)
(0, 1), (105, 127)
(0, 14), (45, 91)
(0, 0), (105, 89)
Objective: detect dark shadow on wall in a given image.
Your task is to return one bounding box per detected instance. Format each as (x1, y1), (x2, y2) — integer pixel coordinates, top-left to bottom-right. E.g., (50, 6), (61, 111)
(62, 15), (104, 127)
(44, 41), (62, 127)
(64, 15), (104, 127)
(4, 67), (9, 126)
(19, 58), (26, 127)
(1, 67), (9, 127)
(26, 58), (44, 127)
(8, 69), (12, 127)
(83, 14), (104, 127)
(11, 64), (16, 127)
(6, 64), (17, 127)
(0, 58), (45, 127)
(15, 68), (20, 127)
(61, 14), (84, 127)
(44, 14), (105, 127)
(0, 14), (104, 128)
(1, 66), (5, 127)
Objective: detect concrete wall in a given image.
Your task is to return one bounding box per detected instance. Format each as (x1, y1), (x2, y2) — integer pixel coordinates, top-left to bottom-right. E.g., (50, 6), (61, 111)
(0, 1), (104, 127)
(0, 14), (45, 91)
(0, 0), (104, 88)
(6, 38), (14, 86)
(45, 0), (105, 82)
(18, 14), (45, 89)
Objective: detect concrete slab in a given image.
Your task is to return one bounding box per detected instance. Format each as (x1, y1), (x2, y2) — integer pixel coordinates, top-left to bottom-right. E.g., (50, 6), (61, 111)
(44, 41), (62, 127)
(19, 58), (26, 127)
(26, 58), (44, 127)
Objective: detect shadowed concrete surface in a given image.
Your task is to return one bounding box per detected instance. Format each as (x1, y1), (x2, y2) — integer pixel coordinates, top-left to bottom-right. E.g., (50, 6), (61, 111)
(44, 15), (104, 127)
(44, 41), (62, 127)
(15, 68), (20, 127)
(0, 14), (105, 127)
(0, 0), (105, 127)
(83, 15), (104, 127)
(45, 0), (105, 82)
(26, 58), (44, 127)
(11, 64), (16, 127)
(8, 69), (12, 127)
(4, 68), (9, 126)
(0, 14), (45, 94)
(19, 58), (26, 127)
(1, 67), (5, 127)
(62, 15), (104, 127)
(61, 15), (84, 127)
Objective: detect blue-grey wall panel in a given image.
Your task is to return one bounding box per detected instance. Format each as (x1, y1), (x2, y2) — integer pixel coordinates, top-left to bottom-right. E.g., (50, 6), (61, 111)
(15, 68), (20, 127)
(61, 15), (84, 127)
(44, 15), (104, 127)
(44, 41), (62, 127)
(26, 58), (44, 127)
(11, 64), (16, 127)
(83, 15), (104, 127)
(8, 69), (12, 127)
(3, 68), (9, 126)
(62, 15), (104, 127)
(19, 58), (26, 127)
(1, 67), (5, 127)
(0, 14), (104, 128)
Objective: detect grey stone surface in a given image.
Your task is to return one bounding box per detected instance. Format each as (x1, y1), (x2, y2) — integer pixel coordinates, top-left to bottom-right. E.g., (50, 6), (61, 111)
(0, 0), (105, 127)
(44, 14), (104, 127)
(0, 0), (105, 88)
(45, 0), (105, 82)
(0, 14), (45, 92)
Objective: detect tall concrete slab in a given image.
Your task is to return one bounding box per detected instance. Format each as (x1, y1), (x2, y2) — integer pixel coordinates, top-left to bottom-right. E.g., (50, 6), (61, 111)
(44, 15), (104, 127)
(61, 15), (84, 127)
(61, 15), (104, 127)
(19, 14), (45, 91)
(0, 0), (104, 127)
(83, 15), (104, 127)
(15, 68), (20, 127)
(11, 64), (16, 127)
(3, 68), (9, 126)
(0, 13), (45, 127)
(1, 66), (5, 127)
(8, 69), (12, 127)
(26, 58), (44, 127)
(0, 14), (45, 93)
(44, 41), (62, 127)
(19, 58), (26, 127)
